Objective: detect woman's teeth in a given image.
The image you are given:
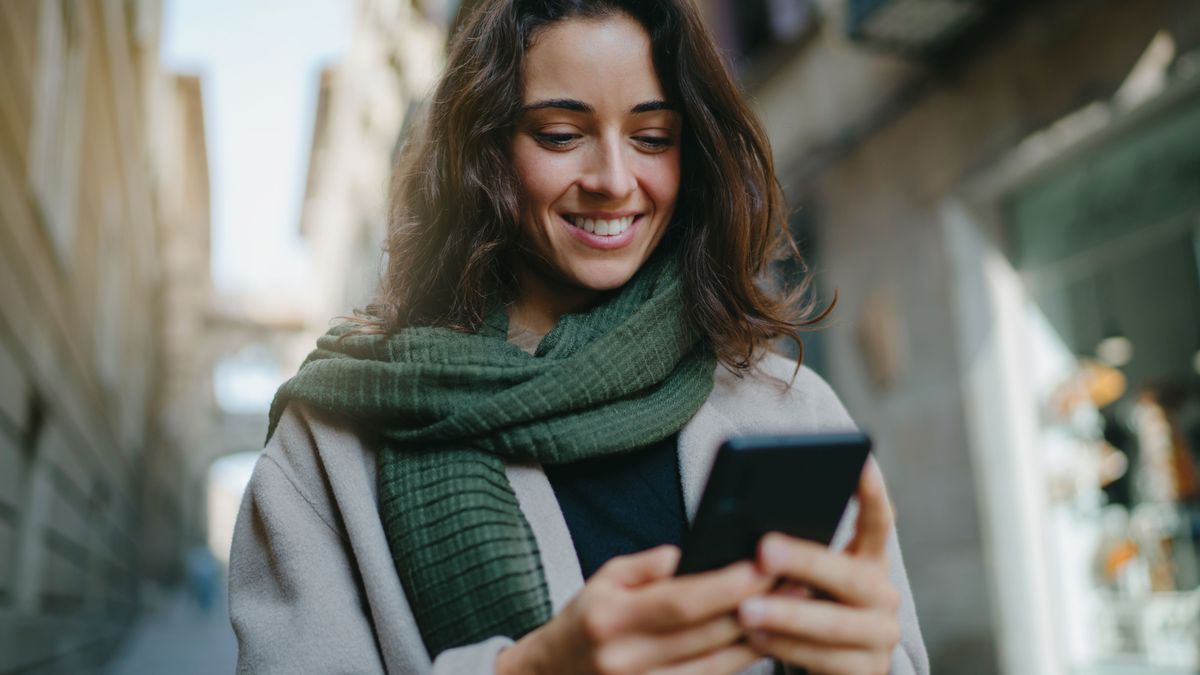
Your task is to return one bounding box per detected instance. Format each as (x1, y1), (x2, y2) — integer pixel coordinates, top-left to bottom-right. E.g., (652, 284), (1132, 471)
(567, 215), (635, 236)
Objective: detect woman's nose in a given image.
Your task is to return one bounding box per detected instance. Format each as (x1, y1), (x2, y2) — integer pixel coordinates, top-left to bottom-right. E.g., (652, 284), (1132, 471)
(578, 139), (636, 199)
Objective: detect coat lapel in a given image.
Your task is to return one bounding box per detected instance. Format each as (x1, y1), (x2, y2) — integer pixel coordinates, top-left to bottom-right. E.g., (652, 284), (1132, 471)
(678, 396), (742, 523)
(506, 462), (585, 611)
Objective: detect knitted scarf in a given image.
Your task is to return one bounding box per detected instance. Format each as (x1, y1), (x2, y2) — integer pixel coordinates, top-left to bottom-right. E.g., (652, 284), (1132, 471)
(265, 252), (716, 657)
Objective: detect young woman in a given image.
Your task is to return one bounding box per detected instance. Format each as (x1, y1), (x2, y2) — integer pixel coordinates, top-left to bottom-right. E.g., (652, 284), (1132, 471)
(228, 1), (928, 674)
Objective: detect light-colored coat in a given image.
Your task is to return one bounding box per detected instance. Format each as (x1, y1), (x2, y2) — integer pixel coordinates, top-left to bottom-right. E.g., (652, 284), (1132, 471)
(228, 352), (929, 674)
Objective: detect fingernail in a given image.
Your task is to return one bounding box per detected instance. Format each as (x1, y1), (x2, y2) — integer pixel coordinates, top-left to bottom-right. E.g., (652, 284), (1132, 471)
(740, 598), (766, 626)
(762, 538), (787, 570)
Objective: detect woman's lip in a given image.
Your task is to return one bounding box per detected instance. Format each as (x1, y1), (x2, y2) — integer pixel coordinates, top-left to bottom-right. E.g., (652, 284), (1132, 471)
(560, 213), (641, 250)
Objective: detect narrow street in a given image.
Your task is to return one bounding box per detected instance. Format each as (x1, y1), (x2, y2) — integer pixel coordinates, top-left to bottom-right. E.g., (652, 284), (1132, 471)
(101, 577), (237, 675)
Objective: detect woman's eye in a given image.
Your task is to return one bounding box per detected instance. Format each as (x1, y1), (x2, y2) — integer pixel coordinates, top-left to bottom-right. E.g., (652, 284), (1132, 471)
(633, 136), (673, 150)
(533, 132), (580, 148)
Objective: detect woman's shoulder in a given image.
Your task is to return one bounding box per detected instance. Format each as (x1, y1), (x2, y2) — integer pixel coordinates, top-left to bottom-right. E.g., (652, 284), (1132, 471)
(265, 400), (365, 461)
(706, 349), (858, 434)
(257, 402), (379, 512)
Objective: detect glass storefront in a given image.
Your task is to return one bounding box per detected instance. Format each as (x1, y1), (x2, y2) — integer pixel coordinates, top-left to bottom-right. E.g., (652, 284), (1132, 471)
(1000, 79), (1200, 673)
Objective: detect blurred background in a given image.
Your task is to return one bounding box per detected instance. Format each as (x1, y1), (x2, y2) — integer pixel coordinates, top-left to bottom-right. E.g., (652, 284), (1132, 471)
(1, 0), (1199, 673)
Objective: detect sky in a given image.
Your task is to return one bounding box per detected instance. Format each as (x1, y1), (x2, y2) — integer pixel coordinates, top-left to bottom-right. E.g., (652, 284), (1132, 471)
(160, 0), (350, 293)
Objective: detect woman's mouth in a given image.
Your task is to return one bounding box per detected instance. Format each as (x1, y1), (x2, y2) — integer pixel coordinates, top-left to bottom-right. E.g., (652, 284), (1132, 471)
(563, 214), (636, 237)
(560, 213), (643, 250)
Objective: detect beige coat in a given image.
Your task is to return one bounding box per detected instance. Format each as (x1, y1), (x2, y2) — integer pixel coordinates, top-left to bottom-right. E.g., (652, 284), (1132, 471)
(228, 352), (929, 674)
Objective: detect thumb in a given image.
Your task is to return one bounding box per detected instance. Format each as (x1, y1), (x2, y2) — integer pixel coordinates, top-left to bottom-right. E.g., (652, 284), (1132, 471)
(596, 545), (680, 587)
(849, 458), (894, 558)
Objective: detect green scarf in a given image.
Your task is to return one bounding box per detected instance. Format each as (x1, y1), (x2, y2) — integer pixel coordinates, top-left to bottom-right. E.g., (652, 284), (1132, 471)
(266, 252), (716, 657)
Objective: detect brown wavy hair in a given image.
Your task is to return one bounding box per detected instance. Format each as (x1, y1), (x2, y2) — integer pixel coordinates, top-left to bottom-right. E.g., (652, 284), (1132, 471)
(352, 0), (832, 372)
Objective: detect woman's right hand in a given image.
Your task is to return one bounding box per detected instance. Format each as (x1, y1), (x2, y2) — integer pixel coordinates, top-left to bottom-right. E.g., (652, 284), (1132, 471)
(496, 545), (774, 675)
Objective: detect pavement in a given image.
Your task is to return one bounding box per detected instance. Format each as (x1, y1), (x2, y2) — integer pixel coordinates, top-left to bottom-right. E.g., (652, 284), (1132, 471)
(100, 577), (237, 675)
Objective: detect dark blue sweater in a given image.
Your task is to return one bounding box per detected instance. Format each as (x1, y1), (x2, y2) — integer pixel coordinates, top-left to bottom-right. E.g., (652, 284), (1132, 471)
(545, 433), (686, 579)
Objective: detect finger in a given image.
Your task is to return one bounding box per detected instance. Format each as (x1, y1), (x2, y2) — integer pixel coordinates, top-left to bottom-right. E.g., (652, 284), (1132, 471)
(748, 633), (889, 675)
(775, 581), (813, 599)
(738, 598), (900, 649)
(849, 458), (893, 558)
(599, 615), (743, 673)
(647, 644), (761, 675)
(758, 534), (893, 607)
(597, 545), (681, 587)
(622, 561), (773, 632)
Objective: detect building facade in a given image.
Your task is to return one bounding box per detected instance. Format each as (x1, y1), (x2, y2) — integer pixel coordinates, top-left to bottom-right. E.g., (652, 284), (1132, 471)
(0, 1), (216, 671)
(721, 0), (1200, 673)
(296, 0), (445, 335)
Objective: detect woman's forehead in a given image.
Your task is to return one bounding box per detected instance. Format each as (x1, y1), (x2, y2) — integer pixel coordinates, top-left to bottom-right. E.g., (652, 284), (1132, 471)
(522, 14), (666, 111)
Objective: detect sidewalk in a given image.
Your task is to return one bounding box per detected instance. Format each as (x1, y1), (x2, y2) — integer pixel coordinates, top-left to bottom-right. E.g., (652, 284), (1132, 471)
(101, 578), (237, 675)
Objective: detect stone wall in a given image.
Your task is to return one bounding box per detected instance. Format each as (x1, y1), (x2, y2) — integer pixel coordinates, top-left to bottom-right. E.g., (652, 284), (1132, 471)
(0, 1), (212, 671)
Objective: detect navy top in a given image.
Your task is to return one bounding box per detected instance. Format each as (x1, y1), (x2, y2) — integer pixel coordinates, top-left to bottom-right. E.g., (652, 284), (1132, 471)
(544, 433), (687, 579)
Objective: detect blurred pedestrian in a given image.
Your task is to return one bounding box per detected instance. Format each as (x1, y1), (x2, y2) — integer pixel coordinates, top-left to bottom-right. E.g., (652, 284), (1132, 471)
(186, 544), (217, 613)
(229, 2), (927, 674)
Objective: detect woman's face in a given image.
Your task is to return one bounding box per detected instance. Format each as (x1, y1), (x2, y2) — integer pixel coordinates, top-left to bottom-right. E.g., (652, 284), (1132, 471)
(511, 13), (682, 303)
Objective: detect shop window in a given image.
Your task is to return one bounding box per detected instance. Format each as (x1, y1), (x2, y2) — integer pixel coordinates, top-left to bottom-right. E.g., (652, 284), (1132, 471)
(28, 0), (90, 266)
(998, 90), (1200, 670)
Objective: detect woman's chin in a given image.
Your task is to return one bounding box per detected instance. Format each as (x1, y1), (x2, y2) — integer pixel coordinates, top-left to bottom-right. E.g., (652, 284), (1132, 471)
(567, 261), (642, 292)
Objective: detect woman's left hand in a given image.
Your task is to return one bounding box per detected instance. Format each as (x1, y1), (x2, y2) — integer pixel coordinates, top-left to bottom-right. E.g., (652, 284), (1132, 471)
(737, 459), (901, 675)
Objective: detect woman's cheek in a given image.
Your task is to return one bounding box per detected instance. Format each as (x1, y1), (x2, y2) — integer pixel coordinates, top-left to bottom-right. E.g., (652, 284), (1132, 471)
(513, 138), (563, 188)
(639, 151), (680, 203)
(640, 155), (681, 226)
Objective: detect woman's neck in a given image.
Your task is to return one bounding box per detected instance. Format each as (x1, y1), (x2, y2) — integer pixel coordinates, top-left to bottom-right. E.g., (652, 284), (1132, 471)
(508, 266), (599, 336)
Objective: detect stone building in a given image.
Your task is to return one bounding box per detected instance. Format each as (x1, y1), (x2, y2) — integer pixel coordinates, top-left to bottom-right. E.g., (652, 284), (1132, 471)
(296, 0), (445, 337)
(707, 0), (1200, 673)
(0, 0), (216, 671)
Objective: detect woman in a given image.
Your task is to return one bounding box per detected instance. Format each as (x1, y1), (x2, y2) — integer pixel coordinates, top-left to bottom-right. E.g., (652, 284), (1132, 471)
(229, 1), (928, 673)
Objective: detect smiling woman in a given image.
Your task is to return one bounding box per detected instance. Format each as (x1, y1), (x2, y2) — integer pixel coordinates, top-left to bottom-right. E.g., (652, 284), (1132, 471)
(227, 2), (929, 674)
(509, 13), (681, 331)
(354, 0), (826, 372)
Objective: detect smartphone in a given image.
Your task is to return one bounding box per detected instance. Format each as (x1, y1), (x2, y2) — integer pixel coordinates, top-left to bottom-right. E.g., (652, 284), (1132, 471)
(675, 432), (871, 576)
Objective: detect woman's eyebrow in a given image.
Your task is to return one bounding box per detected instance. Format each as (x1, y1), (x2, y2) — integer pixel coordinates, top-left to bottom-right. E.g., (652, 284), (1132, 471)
(630, 100), (674, 114)
(520, 99), (676, 114)
(522, 98), (593, 113)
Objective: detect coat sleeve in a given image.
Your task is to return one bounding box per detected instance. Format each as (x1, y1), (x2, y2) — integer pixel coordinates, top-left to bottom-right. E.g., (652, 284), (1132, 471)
(228, 453), (390, 673)
(884, 525), (930, 675)
(228, 415), (516, 674)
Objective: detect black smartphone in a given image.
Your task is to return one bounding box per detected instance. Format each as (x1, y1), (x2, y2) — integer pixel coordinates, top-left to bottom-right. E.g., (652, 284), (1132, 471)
(675, 432), (871, 576)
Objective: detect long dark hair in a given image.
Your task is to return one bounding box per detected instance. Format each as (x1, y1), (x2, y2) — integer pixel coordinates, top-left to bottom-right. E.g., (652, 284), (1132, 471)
(353, 0), (831, 372)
